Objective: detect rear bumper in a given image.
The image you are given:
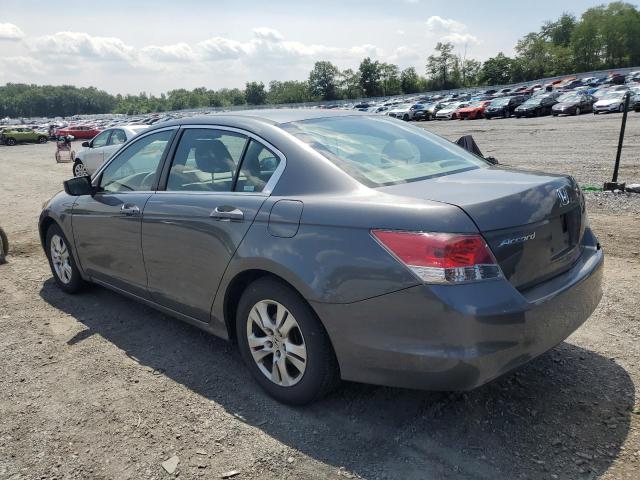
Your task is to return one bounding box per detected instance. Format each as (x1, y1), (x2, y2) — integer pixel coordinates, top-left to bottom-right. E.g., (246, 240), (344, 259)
(313, 243), (603, 391)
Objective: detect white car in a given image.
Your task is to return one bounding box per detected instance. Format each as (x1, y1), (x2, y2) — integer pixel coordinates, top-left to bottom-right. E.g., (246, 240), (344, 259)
(386, 103), (414, 120)
(73, 125), (148, 177)
(593, 91), (630, 114)
(435, 102), (469, 120)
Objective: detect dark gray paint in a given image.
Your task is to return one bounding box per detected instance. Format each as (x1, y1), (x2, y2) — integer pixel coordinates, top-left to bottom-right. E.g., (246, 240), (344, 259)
(39, 109), (604, 391)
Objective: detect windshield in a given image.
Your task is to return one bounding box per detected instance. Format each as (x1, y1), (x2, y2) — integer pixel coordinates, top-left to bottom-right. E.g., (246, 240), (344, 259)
(601, 91), (625, 100)
(280, 116), (487, 187)
(558, 93), (580, 102)
(522, 98), (541, 106)
(490, 97), (510, 106)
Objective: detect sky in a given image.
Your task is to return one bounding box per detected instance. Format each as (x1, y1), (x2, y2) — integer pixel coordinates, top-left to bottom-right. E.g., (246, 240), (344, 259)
(0, 0), (629, 95)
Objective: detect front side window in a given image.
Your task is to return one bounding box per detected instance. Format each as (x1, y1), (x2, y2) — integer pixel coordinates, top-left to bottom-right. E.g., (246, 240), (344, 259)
(99, 130), (173, 193)
(92, 130), (111, 148)
(108, 129), (127, 145)
(166, 129), (247, 192)
(281, 116), (486, 187)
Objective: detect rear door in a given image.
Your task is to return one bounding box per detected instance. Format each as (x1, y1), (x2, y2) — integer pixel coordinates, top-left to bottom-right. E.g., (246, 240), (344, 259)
(141, 127), (283, 321)
(72, 128), (176, 297)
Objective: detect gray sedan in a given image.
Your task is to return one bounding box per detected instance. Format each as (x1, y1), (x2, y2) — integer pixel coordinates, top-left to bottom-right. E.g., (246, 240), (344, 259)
(39, 110), (603, 405)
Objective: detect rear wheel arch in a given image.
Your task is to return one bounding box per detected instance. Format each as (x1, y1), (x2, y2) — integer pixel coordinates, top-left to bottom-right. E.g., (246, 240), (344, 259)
(222, 269), (322, 344)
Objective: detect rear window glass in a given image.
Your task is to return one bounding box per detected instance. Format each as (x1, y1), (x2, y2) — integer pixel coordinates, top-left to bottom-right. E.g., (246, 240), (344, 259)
(280, 116), (487, 187)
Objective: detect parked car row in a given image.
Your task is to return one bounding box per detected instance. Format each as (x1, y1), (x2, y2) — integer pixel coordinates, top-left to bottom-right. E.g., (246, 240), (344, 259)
(375, 85), (639, 123)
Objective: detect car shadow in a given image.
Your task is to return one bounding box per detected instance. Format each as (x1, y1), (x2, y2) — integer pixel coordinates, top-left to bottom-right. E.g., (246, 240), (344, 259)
(40, 279), (634, 480)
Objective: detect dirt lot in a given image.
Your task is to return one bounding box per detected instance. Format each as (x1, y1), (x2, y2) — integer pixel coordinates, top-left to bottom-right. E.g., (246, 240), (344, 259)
(1, 113), (639, 480)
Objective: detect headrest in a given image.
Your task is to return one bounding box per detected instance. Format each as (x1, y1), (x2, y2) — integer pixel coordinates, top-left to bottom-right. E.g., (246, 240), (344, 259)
(381, 139), (417, 163)
(194, 140), (234, 174)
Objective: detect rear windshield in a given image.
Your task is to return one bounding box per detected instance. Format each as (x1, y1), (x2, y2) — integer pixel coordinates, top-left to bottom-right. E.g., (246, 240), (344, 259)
(280, 116), (487, 187)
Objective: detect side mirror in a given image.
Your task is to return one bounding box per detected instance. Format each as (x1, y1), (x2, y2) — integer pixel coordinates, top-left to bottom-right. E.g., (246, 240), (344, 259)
(82, 141), (90, 148)
(63, 176), (95, 196)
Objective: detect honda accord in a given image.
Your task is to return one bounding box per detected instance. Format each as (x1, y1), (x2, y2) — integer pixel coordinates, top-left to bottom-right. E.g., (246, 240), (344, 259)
(39, 110), (604, 405)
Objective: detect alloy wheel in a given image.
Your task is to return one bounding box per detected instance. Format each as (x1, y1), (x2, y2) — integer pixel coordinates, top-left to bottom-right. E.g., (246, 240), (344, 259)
(50, 234), (72, 284)
(246, 299), (307, 387)
(74, 162), (88, 177)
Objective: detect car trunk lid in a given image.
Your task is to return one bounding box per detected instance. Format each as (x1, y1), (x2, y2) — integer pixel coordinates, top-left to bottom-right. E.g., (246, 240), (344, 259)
(379, 167), (586, 290)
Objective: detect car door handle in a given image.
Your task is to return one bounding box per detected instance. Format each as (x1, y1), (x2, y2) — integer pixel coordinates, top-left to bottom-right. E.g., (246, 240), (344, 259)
(120, 203), (140, 216)
(210, 206), (244, 221)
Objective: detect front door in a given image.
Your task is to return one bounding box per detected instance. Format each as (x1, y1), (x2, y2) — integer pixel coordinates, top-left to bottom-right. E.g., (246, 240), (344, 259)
(141, 127), (282, 321)
(83, 129), (111, 173)
(72, 128), (176, 297)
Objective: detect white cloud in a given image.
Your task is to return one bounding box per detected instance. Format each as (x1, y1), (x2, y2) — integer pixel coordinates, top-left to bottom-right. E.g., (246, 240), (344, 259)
(142, 42), (197, 62)
(0, 23), (24, 40)
(252, 27), (284, 43)
(0, 55), (47, 75)
(388, 45), (421, 65)
(425, 15), (479, 46)
(197, 36), (251, 61)
(28, 31), (136, 62)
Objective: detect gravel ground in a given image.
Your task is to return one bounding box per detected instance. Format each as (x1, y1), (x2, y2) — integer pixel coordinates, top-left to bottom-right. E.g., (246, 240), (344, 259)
(1, 114), (639, 480)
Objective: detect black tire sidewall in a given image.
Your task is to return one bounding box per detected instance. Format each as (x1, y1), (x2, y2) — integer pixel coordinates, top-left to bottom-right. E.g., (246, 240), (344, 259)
(236, 277), (338, 405)
(45, 224), (84, 293)
(0, 227), (8, 263)
(6, 138), (16, 146)
(73, 161), (85, 177)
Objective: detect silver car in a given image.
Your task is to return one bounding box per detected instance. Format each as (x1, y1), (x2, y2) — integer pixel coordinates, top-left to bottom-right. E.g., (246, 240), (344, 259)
(72, 125), (148, 177)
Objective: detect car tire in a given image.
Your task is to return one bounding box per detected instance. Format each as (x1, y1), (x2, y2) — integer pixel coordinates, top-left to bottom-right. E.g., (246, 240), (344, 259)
(37, 136), (48, 144)
(402, 114), (409, 121)
(236, 277), (340, 405)
(0, 227), (8, 264)
(575, 107), (581, 116)
(45, 224), (85, 294)
(73, 161), (88, 177)
(5, 138), (16, 146)
(618, 104), (624, 113)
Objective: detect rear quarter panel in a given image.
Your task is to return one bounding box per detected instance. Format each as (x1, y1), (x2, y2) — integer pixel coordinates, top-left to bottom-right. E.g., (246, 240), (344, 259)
(211, 191), (479, 333)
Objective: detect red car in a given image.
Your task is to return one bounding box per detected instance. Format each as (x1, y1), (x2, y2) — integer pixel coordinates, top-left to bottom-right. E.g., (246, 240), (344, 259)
(55, 125), (101, 139)
(455, 100), (492, 120)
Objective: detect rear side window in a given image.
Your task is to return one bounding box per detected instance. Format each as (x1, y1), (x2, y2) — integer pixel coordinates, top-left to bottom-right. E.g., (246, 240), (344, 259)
(281, 116), (486, 187)
(236, 140), (281, 193)
(166, 129), (247, 192)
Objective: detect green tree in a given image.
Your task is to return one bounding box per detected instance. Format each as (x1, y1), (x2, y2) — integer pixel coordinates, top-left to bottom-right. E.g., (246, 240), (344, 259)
(400, 67), (420, 94)
(461, 59), (481, 86)
(541, 13), (577, 47)
(425, 42), (458, 89)
(479, 53), (513, 85)
(358, 57), (382, 97)
(267, 80), (312, 104)
(338, 69), (362, 98)
(308, 61), (340, 100)
(244, 81), (267, 105)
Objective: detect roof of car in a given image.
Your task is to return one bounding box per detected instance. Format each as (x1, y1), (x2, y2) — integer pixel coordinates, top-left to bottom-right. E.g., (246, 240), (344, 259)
(155, 108), (368, 129)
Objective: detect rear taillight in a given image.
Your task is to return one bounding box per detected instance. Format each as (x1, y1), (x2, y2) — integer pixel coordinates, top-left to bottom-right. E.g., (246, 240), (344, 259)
(371, 230), (502, 284)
